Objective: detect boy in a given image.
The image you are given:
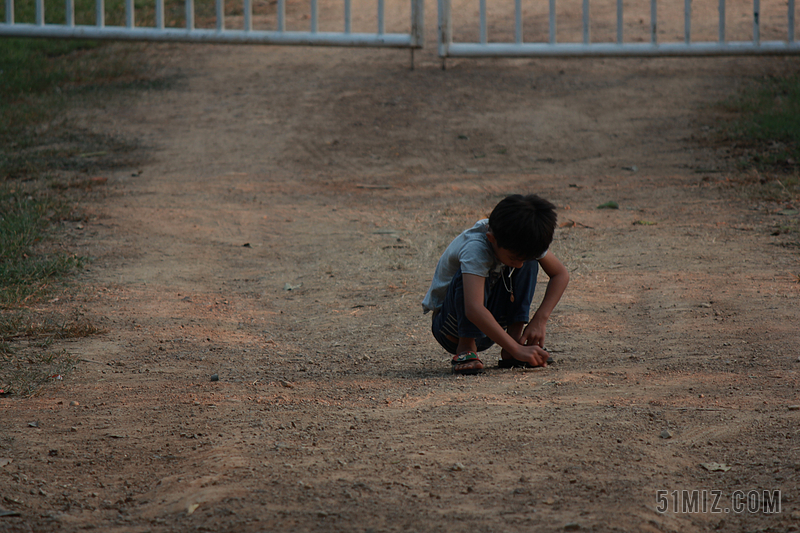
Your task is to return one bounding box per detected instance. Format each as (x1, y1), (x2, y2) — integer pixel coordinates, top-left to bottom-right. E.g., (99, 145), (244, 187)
(422, 194), (569, 374)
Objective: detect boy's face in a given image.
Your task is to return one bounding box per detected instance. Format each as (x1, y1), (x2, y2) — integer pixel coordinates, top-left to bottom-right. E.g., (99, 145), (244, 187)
(486, 232), (525, 269)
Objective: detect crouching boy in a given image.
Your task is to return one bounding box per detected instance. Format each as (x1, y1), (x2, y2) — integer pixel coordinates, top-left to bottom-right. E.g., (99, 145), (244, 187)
(422, 194), (569, 374)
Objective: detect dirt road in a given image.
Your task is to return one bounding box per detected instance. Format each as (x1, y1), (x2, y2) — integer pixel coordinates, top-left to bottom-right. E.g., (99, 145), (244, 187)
(2, 11), (800, 532)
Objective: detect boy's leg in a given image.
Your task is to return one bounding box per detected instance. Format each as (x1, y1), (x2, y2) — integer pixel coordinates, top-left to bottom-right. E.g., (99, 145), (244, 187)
(499, 322), (526, 364)
(487, 262), (541, 364)
(432, 269), (493, 373)
(485, 261), (538, 329)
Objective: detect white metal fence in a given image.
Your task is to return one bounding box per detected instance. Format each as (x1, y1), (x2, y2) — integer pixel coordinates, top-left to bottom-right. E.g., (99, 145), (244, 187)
(2, 0), (799, 57)
(438, 0), (799, 57)
(0, 0), (423, 47)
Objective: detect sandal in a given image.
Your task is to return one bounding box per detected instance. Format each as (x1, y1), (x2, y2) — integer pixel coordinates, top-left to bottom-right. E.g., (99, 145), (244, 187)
(452, 352), (484, 375)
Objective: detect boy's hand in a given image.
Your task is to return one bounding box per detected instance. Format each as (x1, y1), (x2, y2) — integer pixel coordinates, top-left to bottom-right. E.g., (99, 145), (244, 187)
(521, 316), (547, 348)
(510, 344), (549, 367)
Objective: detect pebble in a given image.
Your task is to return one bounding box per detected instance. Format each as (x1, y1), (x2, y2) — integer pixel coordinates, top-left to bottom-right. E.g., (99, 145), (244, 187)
(565, 524), (581, 531)
(661, 430), (673, 439)
(69, 401), (79, 407)
(451, 463), (465, 472)
(210, 374), (219, 382)
(788, 405), (800, 411)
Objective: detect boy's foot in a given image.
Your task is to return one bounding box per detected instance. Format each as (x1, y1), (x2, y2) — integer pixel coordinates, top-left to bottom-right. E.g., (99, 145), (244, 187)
(452, 352), (484, 375)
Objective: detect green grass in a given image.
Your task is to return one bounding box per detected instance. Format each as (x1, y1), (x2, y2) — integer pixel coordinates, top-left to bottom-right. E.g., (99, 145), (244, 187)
(1, 13), (171, 395)
(0, 35), (161, 179)
(0, 185), (82, 306)
(0, 183), (94, 395)
(721, 74), (800, 173)
(715, 74), (800, 248)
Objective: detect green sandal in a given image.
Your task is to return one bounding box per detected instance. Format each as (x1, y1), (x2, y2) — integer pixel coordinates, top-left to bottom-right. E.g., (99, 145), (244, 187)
(452, 352), (484, 375)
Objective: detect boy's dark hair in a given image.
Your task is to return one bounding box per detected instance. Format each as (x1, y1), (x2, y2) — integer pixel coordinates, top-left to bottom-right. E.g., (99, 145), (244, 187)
(488, 194), (557, 260)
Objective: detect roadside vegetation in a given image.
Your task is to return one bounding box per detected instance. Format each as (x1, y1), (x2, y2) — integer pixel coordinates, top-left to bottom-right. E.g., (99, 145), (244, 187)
(1, 1), (174, 395)
(714, 73), (800, 248)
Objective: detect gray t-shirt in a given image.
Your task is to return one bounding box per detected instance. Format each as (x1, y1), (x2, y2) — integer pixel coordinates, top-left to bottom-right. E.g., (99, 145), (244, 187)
(422, 219), (547, 314)
(421, 220), (495, 313)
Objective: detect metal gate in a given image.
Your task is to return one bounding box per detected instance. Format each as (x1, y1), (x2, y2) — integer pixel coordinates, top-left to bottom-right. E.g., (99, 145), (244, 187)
(3, 0), (799, 57)
(438, 0), (799, 57)
(0, 0), (423, 48)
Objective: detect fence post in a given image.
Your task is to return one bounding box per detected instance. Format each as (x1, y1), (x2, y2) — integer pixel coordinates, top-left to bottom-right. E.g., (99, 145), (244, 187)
(438, 0), (451, 59)
(126, 0), (134, 28)
(411, 0), (424, 47)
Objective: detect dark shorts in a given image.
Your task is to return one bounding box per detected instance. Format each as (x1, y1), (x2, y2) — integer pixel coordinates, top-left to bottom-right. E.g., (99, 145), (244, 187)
(431, 261), (538, 354)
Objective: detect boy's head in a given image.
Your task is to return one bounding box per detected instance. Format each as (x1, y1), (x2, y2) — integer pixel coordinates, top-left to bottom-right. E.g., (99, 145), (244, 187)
(488, 194), (557, 261)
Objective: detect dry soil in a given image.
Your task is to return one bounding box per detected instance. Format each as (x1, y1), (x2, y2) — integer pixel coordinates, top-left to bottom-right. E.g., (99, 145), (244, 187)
(2, 3), (800, 532)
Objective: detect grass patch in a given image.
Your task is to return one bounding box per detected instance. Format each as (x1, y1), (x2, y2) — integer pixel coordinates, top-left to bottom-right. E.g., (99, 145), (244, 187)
(709, 74), (800, 248)
(0, 183), (85, 305)
(0, 38), (166, 179)
(1, 21), (170, 395)
(720, 74), (800, 174)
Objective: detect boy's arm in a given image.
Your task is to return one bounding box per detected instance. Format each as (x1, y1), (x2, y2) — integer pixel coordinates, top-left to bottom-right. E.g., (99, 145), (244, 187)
(462, 273), (548, 365)
(521, 252), (569, 348)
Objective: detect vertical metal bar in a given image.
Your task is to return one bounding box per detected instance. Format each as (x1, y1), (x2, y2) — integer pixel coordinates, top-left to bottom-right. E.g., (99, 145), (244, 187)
(156, 0), (164, 28)
(126, 0), (134, 28)
(719, 0), (725, 42)
(244, 0), (251, 30)
(437, 0), (451, 58)
(215, 0), (224, 30)
(549, 0), (556, 43)
(344, 0), (351, 33)
(96, 0), (104, 27)
(753, 0), (760, 44)
(36, 0), (43, 25)
(616, 0), (623, 43)
(5, 0), (13, 24)
(377, 0), (384, 34)
(277, 0), (284, 31)
(186, 0), (194, 30)
(311, 0), (317, 32)
(582, 0), (590, 43)
(411, 0), (424, 47)
(790, 0), (795, 42)
(515, 0), (522, 44)
(650, 0), (657, 43)
(684, 0), (691, 43)
(479, 0), (486, 43)
(66, 0), (74, 26)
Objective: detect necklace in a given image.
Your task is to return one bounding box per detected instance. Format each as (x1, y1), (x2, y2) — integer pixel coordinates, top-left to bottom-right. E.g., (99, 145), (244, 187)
(501, 266), (515, 302)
